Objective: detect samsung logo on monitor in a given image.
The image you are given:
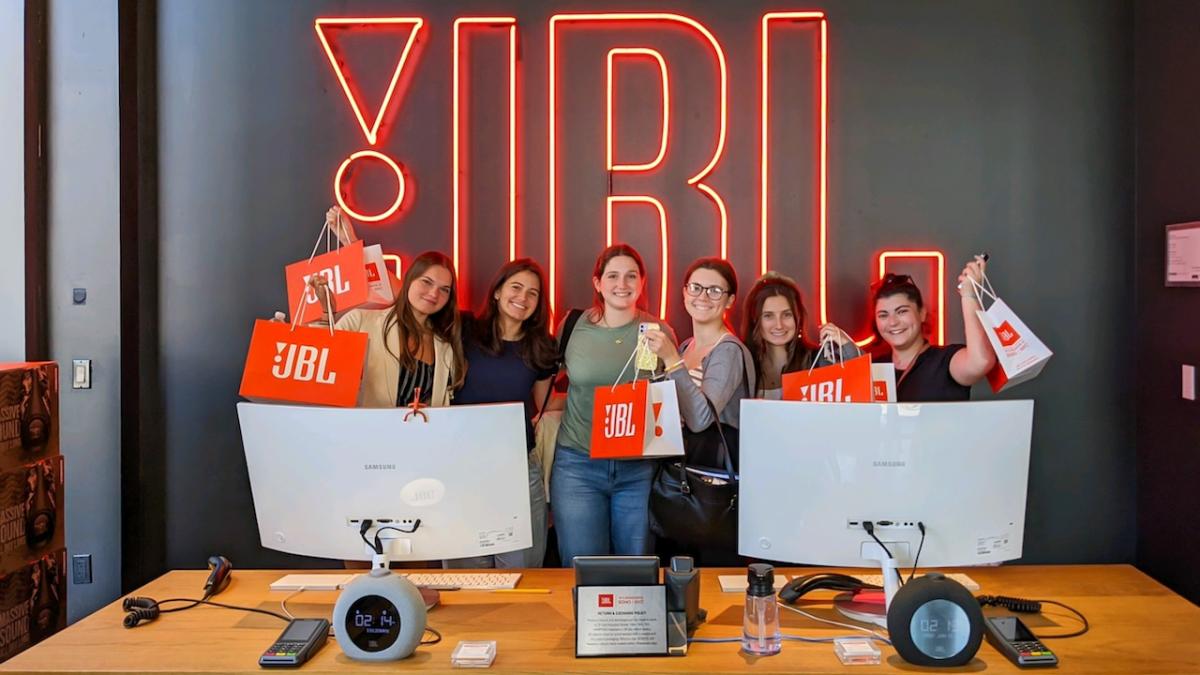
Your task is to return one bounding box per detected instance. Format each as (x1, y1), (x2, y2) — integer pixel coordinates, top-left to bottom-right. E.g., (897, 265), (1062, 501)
(872, 460), (906, 468)
(363, 464), (396, 471)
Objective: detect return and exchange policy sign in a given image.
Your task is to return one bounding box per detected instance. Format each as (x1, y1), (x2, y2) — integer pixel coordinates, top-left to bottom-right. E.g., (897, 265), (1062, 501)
(575, 585), (667, 657)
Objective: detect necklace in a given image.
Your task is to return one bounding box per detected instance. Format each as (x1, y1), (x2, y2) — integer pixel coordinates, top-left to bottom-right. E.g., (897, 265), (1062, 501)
(599, 313), (628, 344)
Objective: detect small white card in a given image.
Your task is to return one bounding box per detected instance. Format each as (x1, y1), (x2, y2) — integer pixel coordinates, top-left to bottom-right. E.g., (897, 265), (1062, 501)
(575, 585), (667, 657)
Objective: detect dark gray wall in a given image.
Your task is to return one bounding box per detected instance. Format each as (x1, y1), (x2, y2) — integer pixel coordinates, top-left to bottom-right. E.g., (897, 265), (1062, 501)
(1134, 0), (1200, 604)
(157, 0), (1135, 568)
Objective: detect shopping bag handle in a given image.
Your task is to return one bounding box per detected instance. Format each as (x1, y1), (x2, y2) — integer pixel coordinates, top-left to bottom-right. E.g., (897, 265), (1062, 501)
(290, 279), (335, 336)
(968, 271), (998, 309)
(307, 212), (354, 263)
(610, 328), (653, 390)
(806, 334), (844, 375)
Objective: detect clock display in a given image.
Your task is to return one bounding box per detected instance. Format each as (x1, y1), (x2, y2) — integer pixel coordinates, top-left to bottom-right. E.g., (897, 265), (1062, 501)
(343, 595), (402, 652)
(909, 599), (970, 659)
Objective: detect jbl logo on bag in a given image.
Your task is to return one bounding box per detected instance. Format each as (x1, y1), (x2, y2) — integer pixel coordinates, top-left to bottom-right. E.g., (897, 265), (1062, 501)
(302, 266), (352, 304)
(793, 380), (852, 402)
(271, 342), (338, 384)
(285, 241), (369, 323)
(602, 401), (665, 440)
(994, 321), (1020, 348)
(602, 402), (637, 439)
(365, 262), (382, 284)
(240, 320), (368, 407)
(782, 354), (875, 403)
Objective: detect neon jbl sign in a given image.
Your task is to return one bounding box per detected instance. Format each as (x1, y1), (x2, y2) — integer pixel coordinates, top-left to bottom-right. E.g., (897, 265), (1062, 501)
(314, 11), (946, 347)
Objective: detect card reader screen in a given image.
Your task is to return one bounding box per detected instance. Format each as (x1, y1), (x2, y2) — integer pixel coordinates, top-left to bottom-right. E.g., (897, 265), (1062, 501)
(988, 617), (1037, 642)
(281, 619), (325, 643)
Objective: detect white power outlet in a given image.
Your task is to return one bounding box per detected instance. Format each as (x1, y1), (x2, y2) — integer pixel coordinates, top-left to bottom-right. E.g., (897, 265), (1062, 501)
(1184, 365), (1196, 401)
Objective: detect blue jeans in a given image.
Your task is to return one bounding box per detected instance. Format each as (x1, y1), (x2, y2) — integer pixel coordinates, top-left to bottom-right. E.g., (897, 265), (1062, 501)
(550, 442), (658, 566)
(444, 453), (548, 569)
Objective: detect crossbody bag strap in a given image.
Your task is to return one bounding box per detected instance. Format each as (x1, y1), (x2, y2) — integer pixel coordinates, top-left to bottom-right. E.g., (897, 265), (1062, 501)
(538, 308), (583, 413)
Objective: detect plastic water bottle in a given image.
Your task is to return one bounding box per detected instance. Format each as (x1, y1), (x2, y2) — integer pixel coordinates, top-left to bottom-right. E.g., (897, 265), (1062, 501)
(742, 563), (782, 655)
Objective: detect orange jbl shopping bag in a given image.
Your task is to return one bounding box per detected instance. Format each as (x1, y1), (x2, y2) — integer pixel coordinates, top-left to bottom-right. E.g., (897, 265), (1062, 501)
(285, 240), (370, 324)
(589, 380), (684, 459)
(239, 319), (368, 407)
(782, 353), (874, 402)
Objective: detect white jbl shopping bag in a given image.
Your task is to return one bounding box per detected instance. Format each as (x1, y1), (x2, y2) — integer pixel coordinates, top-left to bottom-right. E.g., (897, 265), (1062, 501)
(971, 274), (1053, 393)
(361, 244), (395, 309)
(644, 380), (684, 457)
(871, 363), (897, 402)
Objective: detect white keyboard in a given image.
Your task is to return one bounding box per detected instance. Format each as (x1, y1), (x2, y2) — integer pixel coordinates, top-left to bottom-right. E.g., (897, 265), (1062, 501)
(398, 572), (522, 590)
(853, 572), (979, 591)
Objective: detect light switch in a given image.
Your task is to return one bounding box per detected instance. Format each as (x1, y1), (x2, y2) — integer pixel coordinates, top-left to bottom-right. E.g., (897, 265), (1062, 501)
(1184, 365), (1196, 401)
(72, 359), (91, 389)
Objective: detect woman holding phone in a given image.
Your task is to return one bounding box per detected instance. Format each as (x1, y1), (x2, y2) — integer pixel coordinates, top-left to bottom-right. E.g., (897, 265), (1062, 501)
(444, 259), (557, 569)
(870, 256), (995, 401)
(550, 244), (676, 564)
(742, 272), (859, 398)
(642, 257), (754, 463)
(642, 257), (754, 565)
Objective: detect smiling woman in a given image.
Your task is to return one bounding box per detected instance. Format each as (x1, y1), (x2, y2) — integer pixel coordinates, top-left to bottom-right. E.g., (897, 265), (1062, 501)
(550, 244), (677, 565)
(309, 241), (466, 409)
(869, 256), (996, 402)
(444, 259), (558, 570)
(741, 273), (859, 399)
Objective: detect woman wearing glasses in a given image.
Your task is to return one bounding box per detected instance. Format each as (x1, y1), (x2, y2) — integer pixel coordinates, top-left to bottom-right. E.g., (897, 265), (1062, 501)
(643, 258), (754, 459)
(871, 256), (995, 401)
(642, 258), (754, 565)
(742, 272), (860, 399)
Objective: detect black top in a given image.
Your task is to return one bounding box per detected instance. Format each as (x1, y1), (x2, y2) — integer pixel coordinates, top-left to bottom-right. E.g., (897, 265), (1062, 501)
(396, 360), (434, 407)
(874, 344), (971, 402)
(454, 338), (555, 450)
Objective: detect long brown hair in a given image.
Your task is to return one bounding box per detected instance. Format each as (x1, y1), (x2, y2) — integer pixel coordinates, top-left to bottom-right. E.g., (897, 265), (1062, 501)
(589, 244), (648, 321)
(741, 272), (819, 384)
(383, 251), (467, 390)
(473, 258), (557, 372)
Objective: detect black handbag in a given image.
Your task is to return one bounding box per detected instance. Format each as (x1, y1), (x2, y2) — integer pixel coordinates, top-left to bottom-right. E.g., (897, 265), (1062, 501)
(648, 396), (739, 551)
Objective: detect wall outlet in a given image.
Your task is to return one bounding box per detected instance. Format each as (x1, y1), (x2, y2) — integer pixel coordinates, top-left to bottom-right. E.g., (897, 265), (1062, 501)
(1184, 365), (1196, 401)
(72, 554), (93, 584)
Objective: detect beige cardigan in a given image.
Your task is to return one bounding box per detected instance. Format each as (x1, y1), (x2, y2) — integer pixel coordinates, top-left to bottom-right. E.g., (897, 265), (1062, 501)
(334, 308), (456, 408)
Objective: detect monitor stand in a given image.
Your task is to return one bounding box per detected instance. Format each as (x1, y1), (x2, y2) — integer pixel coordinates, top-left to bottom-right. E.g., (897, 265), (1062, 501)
(834, 550), (900, 628)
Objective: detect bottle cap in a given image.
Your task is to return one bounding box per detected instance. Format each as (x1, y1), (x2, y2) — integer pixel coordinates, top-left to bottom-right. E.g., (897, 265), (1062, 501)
(747, 563), (775, 597)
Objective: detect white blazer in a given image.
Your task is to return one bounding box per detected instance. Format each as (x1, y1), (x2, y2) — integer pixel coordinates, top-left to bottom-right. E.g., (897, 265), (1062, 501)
(334, 308), (456, 408)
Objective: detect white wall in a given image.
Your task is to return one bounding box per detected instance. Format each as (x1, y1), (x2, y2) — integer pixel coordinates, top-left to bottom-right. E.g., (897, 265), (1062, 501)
(0, 0), (24, 360)
(47, 0), (121, 621)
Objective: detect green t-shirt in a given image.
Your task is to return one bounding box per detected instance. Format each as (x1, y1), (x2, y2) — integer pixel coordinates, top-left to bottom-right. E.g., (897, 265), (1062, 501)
(557, 312), (675, 453)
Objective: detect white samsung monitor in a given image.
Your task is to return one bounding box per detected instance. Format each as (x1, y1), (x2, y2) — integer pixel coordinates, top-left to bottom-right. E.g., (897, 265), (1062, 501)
(237, 401), (532, 562)
(738, 400), (1034, 568)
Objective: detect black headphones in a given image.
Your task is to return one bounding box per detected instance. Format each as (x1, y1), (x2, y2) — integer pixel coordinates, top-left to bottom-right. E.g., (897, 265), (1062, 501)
(123, 555), (233, 628)
(778, 572), (880, 604)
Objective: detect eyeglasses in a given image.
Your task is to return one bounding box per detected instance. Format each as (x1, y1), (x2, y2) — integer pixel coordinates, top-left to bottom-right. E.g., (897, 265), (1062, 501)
(684, 282), (730, 300)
